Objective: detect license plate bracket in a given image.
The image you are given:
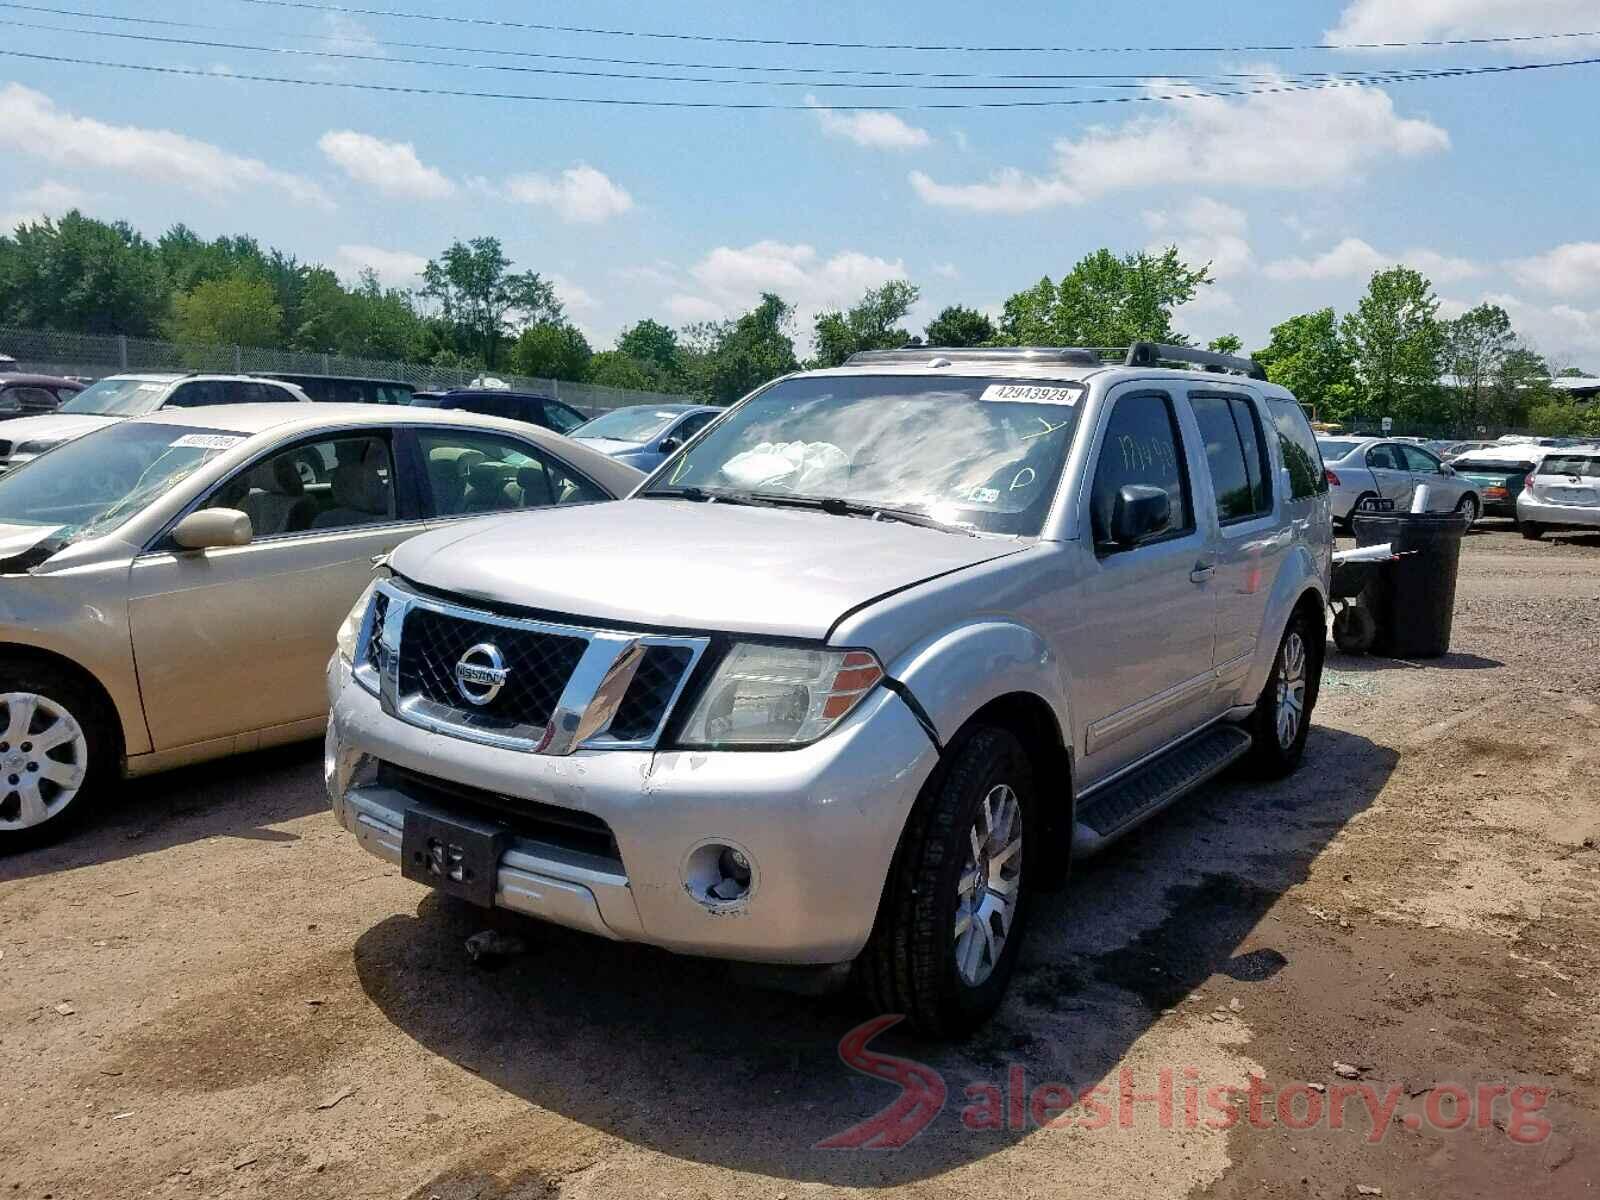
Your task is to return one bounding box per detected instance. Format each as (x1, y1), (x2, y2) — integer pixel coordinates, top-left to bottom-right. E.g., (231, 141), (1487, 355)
(401, 806), (507, 908)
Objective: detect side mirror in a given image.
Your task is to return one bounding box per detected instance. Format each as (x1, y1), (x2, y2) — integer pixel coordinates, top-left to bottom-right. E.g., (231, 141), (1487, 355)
(1111, 484), (1172, 547)
(658, 437), (682, 454)
(1441, 463), (1456, 476)
(171, 508), (253, 551)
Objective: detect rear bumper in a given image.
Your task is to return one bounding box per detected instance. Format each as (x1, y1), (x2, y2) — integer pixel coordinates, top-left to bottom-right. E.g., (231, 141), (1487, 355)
(1517, 495), (1600, 529)
(325, 656), (940, 965)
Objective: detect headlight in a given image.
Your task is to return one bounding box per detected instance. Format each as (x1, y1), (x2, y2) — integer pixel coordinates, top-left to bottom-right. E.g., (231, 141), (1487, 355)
(675, 643), (884, 748)
(14, 438), (65, 457)
(335, 577), (381, 665)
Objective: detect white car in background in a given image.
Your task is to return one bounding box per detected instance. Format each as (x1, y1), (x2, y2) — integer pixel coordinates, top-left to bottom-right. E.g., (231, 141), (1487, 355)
(1517, 446), (1600, 539)
(1315, 436), (1481, 527)
(0, 373), (310, 472)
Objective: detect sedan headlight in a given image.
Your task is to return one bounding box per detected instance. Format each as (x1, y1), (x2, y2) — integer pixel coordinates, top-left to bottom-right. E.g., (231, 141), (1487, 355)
(336, 577), (382, 666)
(14, 438), (66, 457)
(675, 643), (884, 748)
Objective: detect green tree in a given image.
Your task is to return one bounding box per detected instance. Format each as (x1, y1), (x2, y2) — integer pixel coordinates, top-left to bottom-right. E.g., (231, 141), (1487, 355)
(1444, 303), (1518, 432)
(681, 293), (800, 405)
(0, 212), (169, 335)
(1253, 309), (1356, 422)
(811, 280), (921, 368)
(925, 304), (996, 347)
(998, 248), (1212, 347)
(616, 319), (682, 376)
(167, 275), (283, 347)
(419, 237), (560, 368)
(587, 350), (655, 390)
(1207, 334), (1243, 355)
(511, 321), (592, 381)
(1339, 267), (1446, 426)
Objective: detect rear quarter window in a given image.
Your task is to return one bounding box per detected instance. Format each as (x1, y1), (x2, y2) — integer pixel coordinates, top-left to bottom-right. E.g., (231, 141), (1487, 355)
(1270, 399), (1329, 498)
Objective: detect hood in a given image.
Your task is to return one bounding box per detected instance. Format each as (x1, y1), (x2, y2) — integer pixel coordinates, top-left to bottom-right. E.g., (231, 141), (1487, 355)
(0, 412), (120, 448)
(391, 498), (1027, 640)
(572, 436), (649, 459)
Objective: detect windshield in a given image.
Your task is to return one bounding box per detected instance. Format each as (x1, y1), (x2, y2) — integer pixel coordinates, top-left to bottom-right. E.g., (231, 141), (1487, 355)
(0, 422), (243, 543)
(1539, 455), (1600, 478)
(60, 377), (172, 417)
(1316, 439), (1362, 458)
(574, 407), (683, 443)
(646, 375), (1085, 536)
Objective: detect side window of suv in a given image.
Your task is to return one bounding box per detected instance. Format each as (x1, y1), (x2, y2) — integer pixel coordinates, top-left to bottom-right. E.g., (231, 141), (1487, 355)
(165, 381), (226, 408)
(1189, 393), (1271, 523)
(1267, 398), (1328, 499)
(1089, 392), (1194, 550)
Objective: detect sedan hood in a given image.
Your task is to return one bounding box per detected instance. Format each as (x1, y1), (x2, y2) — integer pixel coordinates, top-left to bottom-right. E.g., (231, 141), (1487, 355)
(572, 436), (647, 458)
(391, 498), (1028, 639)
(0, 521), (66, 572)
(0, 412), (120, 447)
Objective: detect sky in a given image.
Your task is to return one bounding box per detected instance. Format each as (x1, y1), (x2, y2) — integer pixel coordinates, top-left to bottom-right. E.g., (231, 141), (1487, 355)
(1, 0), (1598, 366)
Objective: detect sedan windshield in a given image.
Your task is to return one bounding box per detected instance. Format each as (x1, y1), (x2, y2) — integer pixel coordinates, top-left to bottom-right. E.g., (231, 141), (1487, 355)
(646, 375), (1085, 536)
(59, 377), (172, 417)
(574, 407), (683, 443)
(0, 422), (244, 543)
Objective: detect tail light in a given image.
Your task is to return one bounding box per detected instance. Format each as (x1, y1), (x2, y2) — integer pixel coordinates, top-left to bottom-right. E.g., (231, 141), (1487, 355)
(1523, 472), (1536, 492)
(1325, 468), (1341, 487)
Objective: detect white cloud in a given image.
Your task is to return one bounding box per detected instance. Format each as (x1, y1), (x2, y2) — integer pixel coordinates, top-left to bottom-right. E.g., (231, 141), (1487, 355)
(1442, 291), (1600, 359)
(667, 240), (907, 345)
(0, 83), (331, 208)
(503, 165), (633, 224)
(911, 72), (1447, 212)
(318, 130), (454, 200)
(909, 168), (1082, 214)
(1264, 238), (1482, 283)
(1327, 0), (1600, 49)
(931, 262), (961, 280)
(1509, 242), (1600, 298)
(1143, 197), (1254, 278)
(548, 272), (599, 313)
(806, 97), (931, 149)
(334, 244), (427, 286)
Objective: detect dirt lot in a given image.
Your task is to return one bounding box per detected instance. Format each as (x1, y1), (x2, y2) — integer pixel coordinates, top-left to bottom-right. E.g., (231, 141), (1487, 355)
(3, 523), (1597, 1200)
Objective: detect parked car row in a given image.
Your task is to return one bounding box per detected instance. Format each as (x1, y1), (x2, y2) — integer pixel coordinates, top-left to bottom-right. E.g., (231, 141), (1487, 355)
(1316, 436), (1482, 527)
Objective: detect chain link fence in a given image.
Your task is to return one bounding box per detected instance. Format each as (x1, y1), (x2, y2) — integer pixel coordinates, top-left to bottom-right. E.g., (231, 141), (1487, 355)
(0, 325), (685, 417)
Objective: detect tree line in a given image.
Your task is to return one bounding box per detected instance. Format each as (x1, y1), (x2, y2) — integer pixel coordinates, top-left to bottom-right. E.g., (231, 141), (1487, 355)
(0, 211), (1592, 434)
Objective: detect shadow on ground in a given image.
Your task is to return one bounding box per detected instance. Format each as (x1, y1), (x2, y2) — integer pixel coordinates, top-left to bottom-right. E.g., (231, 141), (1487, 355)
(354, 724), (1399, 1190)
(0, 740), (325, 882)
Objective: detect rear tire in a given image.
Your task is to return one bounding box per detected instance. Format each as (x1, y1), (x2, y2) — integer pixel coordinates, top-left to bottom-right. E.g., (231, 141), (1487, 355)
(1520, 522), (1544, 540)
(1242, 608), (1320, 779)
(856, 726), (1034, 1039)
(0, 664), (115, 853)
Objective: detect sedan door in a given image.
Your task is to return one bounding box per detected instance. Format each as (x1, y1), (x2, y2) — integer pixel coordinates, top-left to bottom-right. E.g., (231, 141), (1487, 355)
(127, 429), (426, 753)
(1398, 443), (1469, 510)
(1364, 443), (1415, 509)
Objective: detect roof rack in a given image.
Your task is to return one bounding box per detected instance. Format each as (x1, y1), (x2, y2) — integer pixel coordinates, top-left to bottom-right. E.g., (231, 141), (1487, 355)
(1123, 341), (1267, 381)
(844, 347), (1103, 367)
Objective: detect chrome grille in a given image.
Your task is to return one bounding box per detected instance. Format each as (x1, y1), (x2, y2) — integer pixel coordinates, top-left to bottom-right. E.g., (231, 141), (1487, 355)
(355, 581), (708, 753)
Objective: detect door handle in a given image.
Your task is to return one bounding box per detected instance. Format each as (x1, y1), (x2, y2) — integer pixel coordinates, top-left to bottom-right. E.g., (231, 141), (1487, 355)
(1189, 562), (1215, 584)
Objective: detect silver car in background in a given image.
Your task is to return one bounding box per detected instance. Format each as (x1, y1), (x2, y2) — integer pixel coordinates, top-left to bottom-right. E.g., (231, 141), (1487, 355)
(1517, 446), (1600, 539)
(569, 403), (723, 472)
(1317, 436), (1481, 527)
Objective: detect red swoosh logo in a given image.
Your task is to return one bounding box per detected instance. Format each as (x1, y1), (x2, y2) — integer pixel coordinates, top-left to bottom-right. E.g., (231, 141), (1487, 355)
(815, 1015), (947, 1149)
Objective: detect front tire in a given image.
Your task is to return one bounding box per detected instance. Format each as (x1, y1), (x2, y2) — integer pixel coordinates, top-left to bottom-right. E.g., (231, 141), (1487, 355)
(1456, 494), (1480, 527)
(856, 727), (1034, 1039)
(1243, 609), (1320, 779)
(0, 666), (114, 853)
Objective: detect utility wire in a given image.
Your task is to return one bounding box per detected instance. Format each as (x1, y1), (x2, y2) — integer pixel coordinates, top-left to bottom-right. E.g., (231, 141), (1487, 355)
(1, 46), (1595, 110)
(0, 2), (1516, 84)
(1, 18), (1514, 91)
(227, 0), (1600, 55)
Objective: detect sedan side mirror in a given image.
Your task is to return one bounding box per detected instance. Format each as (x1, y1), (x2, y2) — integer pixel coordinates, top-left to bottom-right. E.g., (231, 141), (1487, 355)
(1111, 484), (1172, 546)
(658, 437), (682, 454)
(171, 508), (253, 551)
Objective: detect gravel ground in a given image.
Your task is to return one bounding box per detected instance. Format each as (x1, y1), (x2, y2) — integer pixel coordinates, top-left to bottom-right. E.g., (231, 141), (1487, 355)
(2, 520), (1597, 1200)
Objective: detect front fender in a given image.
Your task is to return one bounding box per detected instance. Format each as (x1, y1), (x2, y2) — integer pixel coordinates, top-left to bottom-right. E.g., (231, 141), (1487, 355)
(887, 620), (1069, 749)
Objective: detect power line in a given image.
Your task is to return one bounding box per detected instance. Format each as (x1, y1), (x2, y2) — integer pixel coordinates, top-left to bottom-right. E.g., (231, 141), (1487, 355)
(0, 2), (1511, 84)
(2, 46), (1595, 110)
(0, 18), (1503, 91)
(227, 0), (1600, 55)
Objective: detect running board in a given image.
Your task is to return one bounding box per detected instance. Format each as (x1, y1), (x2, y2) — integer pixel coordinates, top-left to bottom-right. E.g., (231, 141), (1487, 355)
(1072, 724), (1253, 859)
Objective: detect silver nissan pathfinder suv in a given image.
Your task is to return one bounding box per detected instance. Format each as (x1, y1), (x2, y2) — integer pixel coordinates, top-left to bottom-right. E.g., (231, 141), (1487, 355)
(326, 343), (1333, 1036)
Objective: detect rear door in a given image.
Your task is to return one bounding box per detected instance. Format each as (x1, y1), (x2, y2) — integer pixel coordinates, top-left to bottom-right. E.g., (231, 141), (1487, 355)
(127, 427), (425, 751)
(1364, 443), (1414, 508)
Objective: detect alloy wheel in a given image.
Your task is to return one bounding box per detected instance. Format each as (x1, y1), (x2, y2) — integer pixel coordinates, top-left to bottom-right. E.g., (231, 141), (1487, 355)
(953, 783), (1023, 988)
(1275, 633), (1308, 750)
(0, 693), (89, 831)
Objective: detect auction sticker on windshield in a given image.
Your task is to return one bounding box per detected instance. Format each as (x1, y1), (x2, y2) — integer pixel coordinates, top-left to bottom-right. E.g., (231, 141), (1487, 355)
(170, 434), (245, 450)
(979, 384), (1082, 405)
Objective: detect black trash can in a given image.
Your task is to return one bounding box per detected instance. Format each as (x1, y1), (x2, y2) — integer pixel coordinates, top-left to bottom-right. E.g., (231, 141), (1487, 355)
(1350, 511), (1471, 657)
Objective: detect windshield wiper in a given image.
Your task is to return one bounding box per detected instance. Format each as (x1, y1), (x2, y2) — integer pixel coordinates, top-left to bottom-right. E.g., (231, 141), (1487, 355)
(750, 493), (978, 537)
(644, 485), (771, 507)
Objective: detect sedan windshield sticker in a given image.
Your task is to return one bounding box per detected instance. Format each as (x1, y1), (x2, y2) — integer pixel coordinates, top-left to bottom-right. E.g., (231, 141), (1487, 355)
(170, 433), (244, 450)
(980, 384), (1081, 406)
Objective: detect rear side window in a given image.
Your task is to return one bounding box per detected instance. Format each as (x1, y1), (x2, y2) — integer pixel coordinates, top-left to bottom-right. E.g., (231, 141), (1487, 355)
(1190, 393), (1271, 523)
(1089, 392), (1193, 549)
(541, 400), (586, 434)
(1273, 401), (1329, 498)
(1366, 444), (1402, 471)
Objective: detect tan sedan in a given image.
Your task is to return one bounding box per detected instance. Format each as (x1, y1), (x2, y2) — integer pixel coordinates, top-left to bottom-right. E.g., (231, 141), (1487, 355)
(0, 403), (643, 849)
